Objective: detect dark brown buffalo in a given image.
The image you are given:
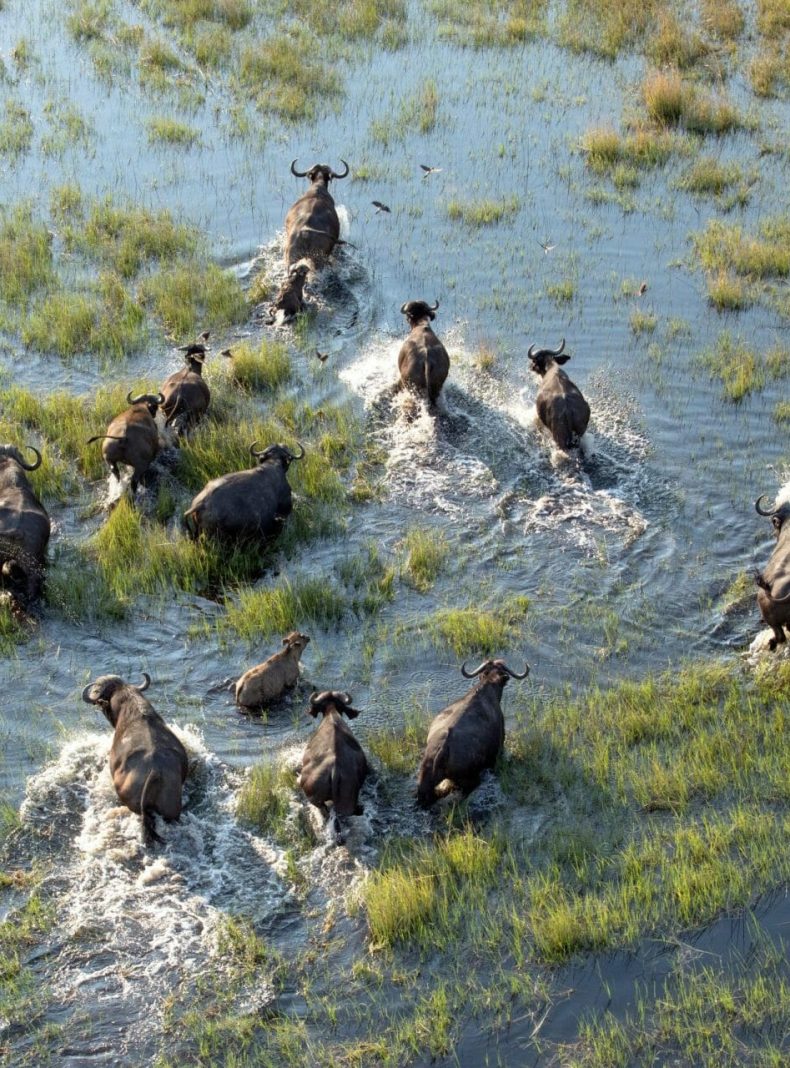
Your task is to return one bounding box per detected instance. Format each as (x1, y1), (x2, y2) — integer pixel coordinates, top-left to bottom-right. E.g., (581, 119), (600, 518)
(88, 391), (164, 493)
(754, 493), (790, 650)
(183, 441), (304, 543)
(397, 300), (450, 409)
(82, 673), (188, 845)
(264, 261), (310, 325)
(0, 444), (50, 606)
(417, 659), (529, 808)
(528, 338), (590, 450)
(285, 159), (349, 269)
(159, 351), (210, 434)
(236, 631), (311, 710)
(299, 690), (369, 837)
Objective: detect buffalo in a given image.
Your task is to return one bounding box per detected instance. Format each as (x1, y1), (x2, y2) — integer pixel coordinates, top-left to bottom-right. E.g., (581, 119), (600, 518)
(417, 658), (529, 808)
(82, 673), (188, 845)
(0, 444), (50, 607)
(397, 299), (450, 409)
(285, 159), (349, 269)
(528, 338), (590, 450)
(159, 349), (210, 434)
(264, 261), (311, 325)
(184, 441), (304, 543)
(88, 391), (164, 494)
(754, 492), (790, 651)
(236, 631), (311, 711)
(298, 689), (369, 838)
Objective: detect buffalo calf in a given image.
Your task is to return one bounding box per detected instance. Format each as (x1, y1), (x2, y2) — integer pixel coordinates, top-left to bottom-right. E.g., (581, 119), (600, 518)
(236, 631), (311, 710)
(88, 391), (164, 494)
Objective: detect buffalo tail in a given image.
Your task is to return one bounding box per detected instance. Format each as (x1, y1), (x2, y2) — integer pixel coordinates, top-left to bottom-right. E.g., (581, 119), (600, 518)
(140, 769), (164, 845)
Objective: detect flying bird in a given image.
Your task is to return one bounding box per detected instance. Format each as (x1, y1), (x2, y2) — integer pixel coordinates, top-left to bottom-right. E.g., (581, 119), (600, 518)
(372, 200), (391, 214)
(538, 240), (556, 254)
(420, 164), (441, 177)
(315, 349), (329, 363)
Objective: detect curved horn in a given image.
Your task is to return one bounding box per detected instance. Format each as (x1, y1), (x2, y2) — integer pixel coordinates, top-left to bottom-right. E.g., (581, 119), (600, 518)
(548, 338), (566, 356)
(18, 445), (42, 471)
(755, 495), (778, 517)
(335, 691), (352, 705)
(155, 393), (165, 406)
(127, 391), (145, 405)
(249, 441), (265, 458)
(288, 440), (305, 461)
(461, 660), (490, 678)
(136, 673), (151, 692)
(429, 299), (439, 311)
(527, 343), (539, 359)
(81, 683), (95, 704)
(330, 159), (349, 179)
(503, 662), (530, 679)
(400, 302), (409, 315)
(309, 690), (321, 703)
(290, 159), (309, 178)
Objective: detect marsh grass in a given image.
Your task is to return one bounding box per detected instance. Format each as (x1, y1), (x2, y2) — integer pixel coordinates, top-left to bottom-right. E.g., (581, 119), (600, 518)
(0, 206), (54, 306)
(0, 100), (34, 157)
(582, 126), (679, 181)
(706, 271), (751, 312)
(774, 401), (790, 424)
(146, 117), (200, 146)
(402, 595), (530, 657)
(400, 527), (449, 592)
(138, 261), (247, 338)
(692, 218), (790, 313)
(642, 71), (741, 134)
(630, 309), (657, 334)
(749, 49), (790, 97)
(678, 157), (750, 198)
(429, 0), (547, 48)
(646, 11), (708, 70)
(236, 762), (302, 846)
(700, 0), (744, 41)
(0, 600), (28, 653)
(446, 196), (520, 227)
(222, 576), (347, 642)
(222, 339), (291, 393)
(398, 81), (439, 134)
(556, 0), (656, 59)
(367, 704), (430, 773)
(239, 34), (341, 121)
(40, 102), (93, 157)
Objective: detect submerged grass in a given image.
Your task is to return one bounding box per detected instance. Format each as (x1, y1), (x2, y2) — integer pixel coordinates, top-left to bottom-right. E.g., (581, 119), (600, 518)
(400, 527), (449, 592)
(428, 1), (548, 48)
(693, 216), (790, 280)
(446, 196), (520, 226)
(642, 70), (742, 134)
(0, 206), (54, 307)
(138, 261), (247, 339)
(698, 334), (789, 402)
(400, 595), (530, 657)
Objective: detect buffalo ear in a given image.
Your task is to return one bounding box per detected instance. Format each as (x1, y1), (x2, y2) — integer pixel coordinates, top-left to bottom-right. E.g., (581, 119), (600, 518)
(344, 706), (361, 720)
(772, 515), (782, 531)
(555, 354), (571, 365)
(308, 704), (320, 718)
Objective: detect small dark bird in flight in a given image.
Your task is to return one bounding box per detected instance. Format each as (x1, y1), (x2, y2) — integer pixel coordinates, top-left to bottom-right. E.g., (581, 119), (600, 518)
(220, 348), (233, 358)
(372, 200), (391, 214)
(538, 240), (556, 254)
(420, 164), (441, 177)
(638, 281), (648, 296)
(315, 349), (329, 362)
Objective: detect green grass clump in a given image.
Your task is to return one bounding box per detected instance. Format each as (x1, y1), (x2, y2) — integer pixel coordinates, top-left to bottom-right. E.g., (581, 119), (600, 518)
(757, 0), (790, 38)
(701, 0), (744, 40)
(547, 278), (576, 303)
(582, 125), (678, 179)
(699, 333), (789, 401)
(0, 100), (34, 157)
(706, 271), (751, 312)
(0, 601), (28, 654)
(630, 310), (657, 334)
(191, 24), (233, 67)
(286, 0), (407, 43)
(239, 35), (341, 121)
(401, 527), (449, 592)
(429, 0), (547, 48)
(40, 102), (94, 157)
(678, 157), (748, 197)
(66, 0), (114, 42)
(774, 401), (790, 424)
(146, 117), (201, 146)
(22, 273), (146, 359)
(236, 762), (297, 843)
(398, 80), (439, 134)
(646, 11), (708, 69)
(367, 706), (430, 774)
(749, 48), (790, 97)
(0, 206), (54, 307)
(446, 196), (520, 227)
(556, 0), (657, 59)
(642, 71), (741, 134)
(223, 340), (291, 393)
(222, 576), (347, 643)
(693, 217), (790, 280)
(138, 261), (247, 339)
(143, 0), (253, 31)
(409, 595), (530, 657)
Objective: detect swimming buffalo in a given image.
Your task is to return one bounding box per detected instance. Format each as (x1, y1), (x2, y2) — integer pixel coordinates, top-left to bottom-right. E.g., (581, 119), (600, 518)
(183, 441), (304, 543)
(82, 673), (188, 845)
(528, 338), (590, 450)
(159, 350), (210, 435)
(265, 261), (310, 325)
(236, 631), (311, 711)
(88, 392), (164, 494)
(397, 300), (449, 409)
(417, 658), (529, 808)
(285, 159), (349, 269)
(0, 444), (50, 607)
(299, 690), (369, 837)
(754, 492), (790, 651)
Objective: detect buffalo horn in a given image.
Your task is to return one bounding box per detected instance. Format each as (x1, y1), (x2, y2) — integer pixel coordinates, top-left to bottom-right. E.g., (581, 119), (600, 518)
(503, 662), (530, 679)
(461, 659), (491, 678)
(330, 159), (349, 179)
(288, 440), (305, 461)
(136, 673), (151, 692)
(290, 159), (309, 178)
(548, 337), (566, 356)
(755, 494), (777, 517)
(81, 683), (95, 704)
(429, 299), (439, 311)
(127, 390), (144, 405)
(19, 445), (42, 471)
(249, 441), (265, 458)
(335, 691), (353, 705)
(400, 302), (409, 314)
(527, 343), (539, 359)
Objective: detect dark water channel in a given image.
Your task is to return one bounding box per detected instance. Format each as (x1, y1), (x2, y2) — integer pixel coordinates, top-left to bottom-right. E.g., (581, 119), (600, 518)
(0, 0), (788, 1062)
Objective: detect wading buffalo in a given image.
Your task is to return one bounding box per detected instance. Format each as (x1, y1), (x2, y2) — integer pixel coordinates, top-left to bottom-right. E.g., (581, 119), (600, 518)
(0, 444), (50, 607)
(754, 492), (790, 650)
(285, 159), (349, 269)
(183, 441), (304, 543)
(417, 658), (529, 808)
(299, 690), (369, 838)
(265, 261), (310, 325)
(528, 338), (590, 450)
(159, 350), (210, 434)
(397, 300), (450, 409)
(82, 673), (188, 845)
(88, 392), (164, 494)
(236, 631), (311, 711)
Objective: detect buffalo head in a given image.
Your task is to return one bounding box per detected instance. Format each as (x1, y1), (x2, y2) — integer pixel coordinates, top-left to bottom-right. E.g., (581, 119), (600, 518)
(756, 494), (790, 535)
(249, 441), (305, 469)
(528, 338), (569, 376)
(283, 631), (311, 651)
(82, 672), (151, 726)
(0, 444), (42, 470)
(290, 159), (349, 186)
(308, 690), (362, 719)
(401, 299), (439, 327)
(127, 391), (166, 416)
(461, 658), (530, 688)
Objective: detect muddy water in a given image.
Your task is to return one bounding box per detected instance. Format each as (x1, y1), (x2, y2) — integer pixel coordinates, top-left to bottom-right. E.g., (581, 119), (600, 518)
(0, 0), (788, 1062)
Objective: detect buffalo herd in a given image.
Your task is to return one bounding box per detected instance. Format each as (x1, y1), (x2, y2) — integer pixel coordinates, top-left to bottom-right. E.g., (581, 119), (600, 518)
(3, 158), (785, 846)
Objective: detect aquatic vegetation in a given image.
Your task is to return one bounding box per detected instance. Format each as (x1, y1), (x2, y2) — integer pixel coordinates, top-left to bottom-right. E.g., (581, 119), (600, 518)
(409, 596), (530, 657)
(446, 196), (520, 227)
(400, 527), (450, 592)
(145, 116), (201, 146)
(428, 0), (547, 48)
(0, 100), (34, 157)
(238, 34), (341, 121)
(137, 261), (247, 339)
(236, 762), (300, 845)
(367, 704), (430, 773)
(222, 576), (348, 642)
(222, 339), (292, 393)
(706, 271), (751, 312)
(749, 49), (790, 97)
(0, 207), (54, 307)
(581, 125), (679, 181)
(0, 601), (28, 653)
(642, 71), (742, 134)
(698, 333), (790, 402)
(40, 102), (94, 157)
(700, 0), (744, 41)
(677, 157), (751, 198)
(646, 11), (709, 70)
(692, 217), (790, 280)
(546, 278), (576, 303)
(630, 309), (657, 334)
(556, 0), (656, 59)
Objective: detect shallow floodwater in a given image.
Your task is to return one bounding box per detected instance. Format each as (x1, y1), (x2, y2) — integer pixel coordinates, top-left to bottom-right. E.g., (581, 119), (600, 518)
(0, 0), (788, 1062)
